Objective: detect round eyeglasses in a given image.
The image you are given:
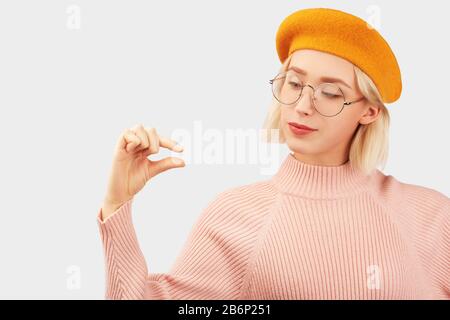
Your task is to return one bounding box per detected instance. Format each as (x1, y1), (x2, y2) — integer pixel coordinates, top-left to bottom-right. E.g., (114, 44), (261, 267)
(269, 71), (366, 117)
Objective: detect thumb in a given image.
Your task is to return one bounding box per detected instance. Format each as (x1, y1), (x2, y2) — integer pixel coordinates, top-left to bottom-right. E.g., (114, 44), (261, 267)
(147, 156), (185, 178)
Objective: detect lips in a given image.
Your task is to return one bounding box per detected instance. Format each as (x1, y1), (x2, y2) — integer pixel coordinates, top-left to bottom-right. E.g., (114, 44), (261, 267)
(288, 122), (318, 131)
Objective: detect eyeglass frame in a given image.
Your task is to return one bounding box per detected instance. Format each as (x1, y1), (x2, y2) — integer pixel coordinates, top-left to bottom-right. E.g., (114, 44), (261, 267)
(269, 72), (366, 117)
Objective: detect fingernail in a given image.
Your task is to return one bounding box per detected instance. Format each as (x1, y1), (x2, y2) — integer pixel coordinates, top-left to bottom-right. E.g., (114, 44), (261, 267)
(172, 158), (184, 165)
(173, 144), (184, 152)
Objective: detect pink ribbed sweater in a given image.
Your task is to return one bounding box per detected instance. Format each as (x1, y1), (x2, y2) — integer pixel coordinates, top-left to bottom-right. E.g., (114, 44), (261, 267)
(97, 153), (450, 300)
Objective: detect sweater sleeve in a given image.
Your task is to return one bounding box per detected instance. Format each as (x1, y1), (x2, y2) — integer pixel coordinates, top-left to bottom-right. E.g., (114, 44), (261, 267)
(404, 186), (450, 299)
(430, 198), (450, 298)
(97, 190), (254, 300)
(97, 198), (147, 299)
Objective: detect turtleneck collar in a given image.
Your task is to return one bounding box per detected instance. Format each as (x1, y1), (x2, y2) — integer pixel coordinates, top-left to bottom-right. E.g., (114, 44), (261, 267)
(271, 153), (374, 199)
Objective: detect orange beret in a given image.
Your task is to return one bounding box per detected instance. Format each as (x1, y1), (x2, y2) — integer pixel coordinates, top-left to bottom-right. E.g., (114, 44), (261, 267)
(275, 8), (402, 103)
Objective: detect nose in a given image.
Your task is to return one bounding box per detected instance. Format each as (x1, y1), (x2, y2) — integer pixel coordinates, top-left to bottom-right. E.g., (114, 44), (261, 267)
(294, 85), (315, 115)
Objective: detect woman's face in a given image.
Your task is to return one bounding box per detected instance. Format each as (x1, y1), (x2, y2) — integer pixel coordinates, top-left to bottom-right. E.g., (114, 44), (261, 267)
(279, 49), (380, 165)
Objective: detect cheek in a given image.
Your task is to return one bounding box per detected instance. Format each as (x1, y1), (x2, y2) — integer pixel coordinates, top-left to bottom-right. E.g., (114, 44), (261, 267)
(279, 109), (289, 134)
(319, 118), (359, 146)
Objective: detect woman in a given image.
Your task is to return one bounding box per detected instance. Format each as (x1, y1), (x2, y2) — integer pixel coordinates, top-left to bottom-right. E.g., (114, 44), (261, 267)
(97, 8), (449, 299)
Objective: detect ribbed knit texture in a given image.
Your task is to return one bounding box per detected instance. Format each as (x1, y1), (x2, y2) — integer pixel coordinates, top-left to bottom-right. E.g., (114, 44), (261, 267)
(97, 153), (450, 300)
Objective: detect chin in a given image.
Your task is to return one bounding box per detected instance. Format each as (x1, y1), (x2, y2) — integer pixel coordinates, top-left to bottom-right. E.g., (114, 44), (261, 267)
(284, 133), (321, 154)
(285, 138), (307, 152)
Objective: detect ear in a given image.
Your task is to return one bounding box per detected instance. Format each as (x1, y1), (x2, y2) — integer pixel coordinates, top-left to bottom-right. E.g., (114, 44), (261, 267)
(358, 103), (380, 125)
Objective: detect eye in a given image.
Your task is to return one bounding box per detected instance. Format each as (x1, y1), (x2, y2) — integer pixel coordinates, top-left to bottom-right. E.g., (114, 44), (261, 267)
(322, 91), (341, 98)
(288, 81), (303, 89)
(319, 86), (343, 99)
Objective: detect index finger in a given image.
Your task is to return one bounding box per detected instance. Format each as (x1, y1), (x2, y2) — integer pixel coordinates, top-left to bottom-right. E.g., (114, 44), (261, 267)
(159, 135), (184, 152)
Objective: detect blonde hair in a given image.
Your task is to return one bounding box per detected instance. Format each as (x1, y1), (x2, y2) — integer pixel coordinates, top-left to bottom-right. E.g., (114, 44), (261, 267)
(262, 52), (390, 175)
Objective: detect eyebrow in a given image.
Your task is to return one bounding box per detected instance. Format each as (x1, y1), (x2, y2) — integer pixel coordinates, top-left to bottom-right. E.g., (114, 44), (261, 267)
(286, 66), (353, 90)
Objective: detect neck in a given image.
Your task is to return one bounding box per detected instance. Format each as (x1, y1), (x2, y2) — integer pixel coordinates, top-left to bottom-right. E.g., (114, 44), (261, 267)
(271, 152), (375, 199)
(292, 152), (350, 166)
(291, 142), (351, 166)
